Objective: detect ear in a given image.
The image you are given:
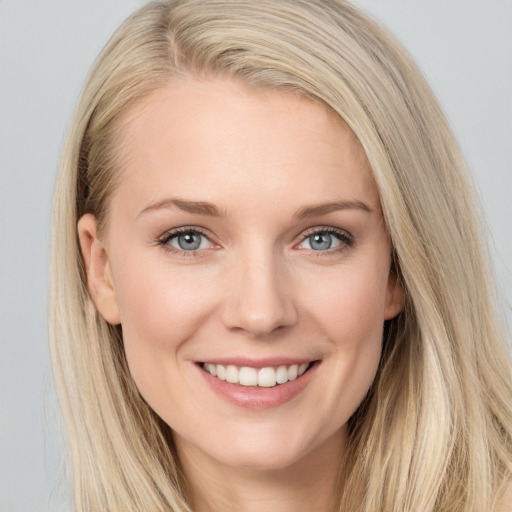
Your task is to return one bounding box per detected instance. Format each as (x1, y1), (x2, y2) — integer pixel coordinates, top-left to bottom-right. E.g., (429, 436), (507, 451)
(384, 270), (404, 320)
(77, 214), (121, 325)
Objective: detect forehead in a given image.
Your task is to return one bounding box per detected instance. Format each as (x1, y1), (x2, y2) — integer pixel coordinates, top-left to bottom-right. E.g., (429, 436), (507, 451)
(110, 77), (379, 214)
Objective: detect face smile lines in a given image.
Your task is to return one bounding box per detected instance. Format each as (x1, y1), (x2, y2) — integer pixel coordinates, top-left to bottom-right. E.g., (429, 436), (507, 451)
(201, 362), (311, 388)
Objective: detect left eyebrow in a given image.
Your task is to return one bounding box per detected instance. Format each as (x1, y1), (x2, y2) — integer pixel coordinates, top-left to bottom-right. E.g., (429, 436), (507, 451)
(294, 200), (374, 219)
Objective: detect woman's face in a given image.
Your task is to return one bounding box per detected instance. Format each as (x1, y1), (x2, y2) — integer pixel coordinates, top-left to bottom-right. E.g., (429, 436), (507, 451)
(79, 78), (403, 471)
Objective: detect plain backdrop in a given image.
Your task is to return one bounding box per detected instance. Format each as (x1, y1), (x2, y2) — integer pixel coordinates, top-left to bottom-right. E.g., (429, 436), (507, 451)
(1, 1), (511, 510)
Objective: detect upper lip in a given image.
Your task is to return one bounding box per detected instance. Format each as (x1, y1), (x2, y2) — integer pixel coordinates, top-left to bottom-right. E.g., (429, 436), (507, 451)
(197, 357), (318, 368)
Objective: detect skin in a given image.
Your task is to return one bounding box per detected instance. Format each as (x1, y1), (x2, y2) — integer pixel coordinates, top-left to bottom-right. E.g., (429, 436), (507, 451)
(78, 78), (403, 512)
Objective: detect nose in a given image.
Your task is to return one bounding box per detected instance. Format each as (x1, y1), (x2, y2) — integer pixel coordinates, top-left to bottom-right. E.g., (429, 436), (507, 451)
(221, 251), (299, 338)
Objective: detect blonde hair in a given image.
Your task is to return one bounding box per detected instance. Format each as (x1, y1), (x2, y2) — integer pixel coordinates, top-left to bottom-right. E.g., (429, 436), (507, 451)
(50, 1), (512, 510)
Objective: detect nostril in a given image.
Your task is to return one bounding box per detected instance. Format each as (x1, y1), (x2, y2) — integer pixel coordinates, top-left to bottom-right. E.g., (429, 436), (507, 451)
(222, 296), (299, 337)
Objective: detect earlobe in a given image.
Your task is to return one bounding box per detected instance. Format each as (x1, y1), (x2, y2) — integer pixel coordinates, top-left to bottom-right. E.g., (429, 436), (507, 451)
(77, 214), (121, 325)
(384, 272), (404, 320)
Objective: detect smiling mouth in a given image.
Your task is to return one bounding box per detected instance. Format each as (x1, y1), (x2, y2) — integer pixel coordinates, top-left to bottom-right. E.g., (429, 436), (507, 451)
(200, 362), (314, 388)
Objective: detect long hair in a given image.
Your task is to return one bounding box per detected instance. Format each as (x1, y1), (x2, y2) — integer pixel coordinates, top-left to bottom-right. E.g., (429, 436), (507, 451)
(49, 1), (512, 510)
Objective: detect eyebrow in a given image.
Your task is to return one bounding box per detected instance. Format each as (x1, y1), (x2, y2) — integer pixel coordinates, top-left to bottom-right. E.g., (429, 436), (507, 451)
(294, 200), (374, 219)
(138, 198), (225, 218)
(138, 197), (374, 219)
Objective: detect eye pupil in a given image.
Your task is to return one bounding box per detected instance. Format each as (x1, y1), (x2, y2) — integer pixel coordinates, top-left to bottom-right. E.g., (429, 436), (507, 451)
(310, 233), (332, 250)
(178, 232), (201, 250)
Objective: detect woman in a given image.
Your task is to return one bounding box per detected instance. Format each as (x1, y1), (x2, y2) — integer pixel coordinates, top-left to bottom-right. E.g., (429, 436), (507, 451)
(50, 1), (512, 510)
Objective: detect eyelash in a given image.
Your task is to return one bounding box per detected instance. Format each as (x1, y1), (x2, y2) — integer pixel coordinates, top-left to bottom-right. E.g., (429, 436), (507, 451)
(157, 226), (215, 258)
(297, 227), (354, 255)
(157, 226), (354, 257)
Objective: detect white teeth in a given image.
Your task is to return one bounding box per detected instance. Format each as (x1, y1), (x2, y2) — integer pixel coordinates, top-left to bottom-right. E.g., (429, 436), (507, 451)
(276, 365), (288, 384)
(258, 367), (276, 387)
(203, 362), (311, 387)
(288, 364), (298, 381)
(216, 364), (226, 381)
(239, 366), (258, 386)
(225, 365), (239, 383)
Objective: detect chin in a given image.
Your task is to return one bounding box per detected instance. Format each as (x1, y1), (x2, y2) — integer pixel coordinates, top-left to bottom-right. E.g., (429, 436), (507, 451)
(214, 444), (310, 472)
(188, 421), (341, 473)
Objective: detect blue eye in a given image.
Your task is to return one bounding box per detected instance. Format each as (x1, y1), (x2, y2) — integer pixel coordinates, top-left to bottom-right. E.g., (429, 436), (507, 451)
(163, 229), (214, 251)
(298, 229), (352, 252)
(309, 233), (337, 250)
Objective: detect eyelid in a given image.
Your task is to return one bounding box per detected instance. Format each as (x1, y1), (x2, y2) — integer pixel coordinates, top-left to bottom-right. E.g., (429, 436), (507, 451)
(295, 226), (354, 252)
(300, 225), (353, 239)
(157, 226), (219, 255)
(156, 225), (353, 256)
(158, 225), (211, 242)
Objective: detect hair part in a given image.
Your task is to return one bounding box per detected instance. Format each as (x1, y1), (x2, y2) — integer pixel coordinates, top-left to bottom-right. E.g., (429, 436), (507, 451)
(50, 1), (512, 510)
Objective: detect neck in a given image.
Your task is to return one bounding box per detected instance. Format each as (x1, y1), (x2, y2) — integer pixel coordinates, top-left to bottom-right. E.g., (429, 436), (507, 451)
(176, 429), (347, 512)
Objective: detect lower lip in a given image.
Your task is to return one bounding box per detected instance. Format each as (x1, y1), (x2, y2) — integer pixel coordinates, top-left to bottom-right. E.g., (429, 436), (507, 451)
(197, 362), (320, 410)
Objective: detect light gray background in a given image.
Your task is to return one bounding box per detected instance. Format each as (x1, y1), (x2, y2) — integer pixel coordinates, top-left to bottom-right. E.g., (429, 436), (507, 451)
(1, 1), (510, 510)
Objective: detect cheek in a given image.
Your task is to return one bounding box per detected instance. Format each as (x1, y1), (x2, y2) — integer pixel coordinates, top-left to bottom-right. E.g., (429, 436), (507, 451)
(306, 261), (390, 342)
(114, 251), (213, 331)
(110, 253), (218, 388)
(302, 262), (388, 415)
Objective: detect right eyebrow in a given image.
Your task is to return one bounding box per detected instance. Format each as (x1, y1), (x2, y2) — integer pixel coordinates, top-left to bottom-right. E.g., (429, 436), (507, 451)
(137, 197), (225, 218)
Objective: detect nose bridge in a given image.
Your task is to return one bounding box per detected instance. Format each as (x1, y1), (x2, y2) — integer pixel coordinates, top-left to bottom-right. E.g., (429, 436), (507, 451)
(222, 243), (298, 337)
